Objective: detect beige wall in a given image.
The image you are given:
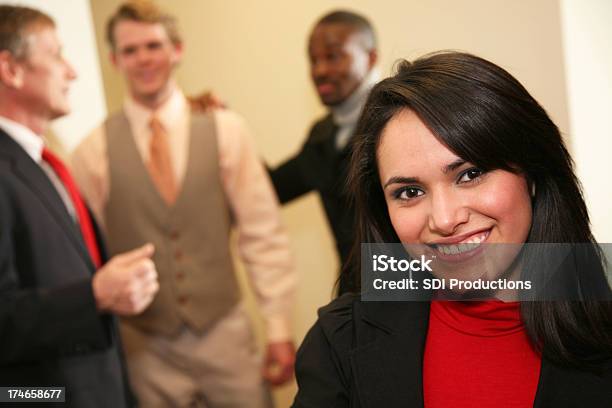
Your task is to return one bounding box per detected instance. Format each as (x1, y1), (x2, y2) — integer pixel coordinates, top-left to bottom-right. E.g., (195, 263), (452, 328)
(560, 0), (612, 242)
(89, 0), (569, 405)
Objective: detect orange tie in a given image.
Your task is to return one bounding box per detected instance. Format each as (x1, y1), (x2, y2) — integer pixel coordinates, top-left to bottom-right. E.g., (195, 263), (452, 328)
(147, 115), (178, 205)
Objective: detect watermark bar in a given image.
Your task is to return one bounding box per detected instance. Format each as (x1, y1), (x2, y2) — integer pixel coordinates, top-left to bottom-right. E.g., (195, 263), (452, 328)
(361, 243), (612, 301)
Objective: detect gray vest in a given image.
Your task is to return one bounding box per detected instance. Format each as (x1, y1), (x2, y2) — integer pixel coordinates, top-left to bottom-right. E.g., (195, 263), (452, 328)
(104, 111), (240, 337)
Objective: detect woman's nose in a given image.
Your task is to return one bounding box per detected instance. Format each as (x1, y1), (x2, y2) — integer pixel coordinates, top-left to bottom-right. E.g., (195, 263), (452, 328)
(427, 189), (470, 236)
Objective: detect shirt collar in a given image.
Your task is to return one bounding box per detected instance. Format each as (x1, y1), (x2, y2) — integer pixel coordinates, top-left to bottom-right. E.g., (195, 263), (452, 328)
(0, 115), (45, 163)
(331, 68), (380, 127)
(123, 84), (188, 134)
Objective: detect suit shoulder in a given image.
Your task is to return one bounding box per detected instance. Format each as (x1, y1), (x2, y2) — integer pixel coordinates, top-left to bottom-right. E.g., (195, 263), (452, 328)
(0, 156), (18, 190)
(0, 142), (15, 168)
(294, 294), (358, 407)
(0, 156), (11, 172)
(305, 114), (334, 145)
(315, 293), (360, 350)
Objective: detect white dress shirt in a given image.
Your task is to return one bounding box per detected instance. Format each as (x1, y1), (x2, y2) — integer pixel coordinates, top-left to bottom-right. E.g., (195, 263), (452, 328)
(0, 115), (76, 221)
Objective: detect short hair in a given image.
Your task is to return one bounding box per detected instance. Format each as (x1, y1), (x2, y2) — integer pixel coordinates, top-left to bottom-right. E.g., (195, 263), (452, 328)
(106, 0), (181, 50)
(315, 10), (377, 50)
(0, 5), (55, 60)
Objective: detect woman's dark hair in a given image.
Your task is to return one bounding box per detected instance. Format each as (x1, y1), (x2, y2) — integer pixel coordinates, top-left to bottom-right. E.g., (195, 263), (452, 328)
(344, 51), (612, 368)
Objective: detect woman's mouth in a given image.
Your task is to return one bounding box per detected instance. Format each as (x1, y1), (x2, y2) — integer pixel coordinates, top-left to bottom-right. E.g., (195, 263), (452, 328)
(427, 229), (492, 261)
(435, 230), (490, 255)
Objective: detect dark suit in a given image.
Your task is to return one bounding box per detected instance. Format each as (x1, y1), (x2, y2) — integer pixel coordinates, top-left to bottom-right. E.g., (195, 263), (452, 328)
(0, 130), (132, 407)
(293, 294), (612, 407)
(269, 115), (354, 291)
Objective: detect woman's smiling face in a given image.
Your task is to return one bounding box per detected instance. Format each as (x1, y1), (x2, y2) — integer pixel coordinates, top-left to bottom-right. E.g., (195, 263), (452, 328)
(377, 109), (533, 288)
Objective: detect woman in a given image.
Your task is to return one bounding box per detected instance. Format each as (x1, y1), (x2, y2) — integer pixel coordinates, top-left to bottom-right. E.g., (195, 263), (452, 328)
(292, 52), (612, 407)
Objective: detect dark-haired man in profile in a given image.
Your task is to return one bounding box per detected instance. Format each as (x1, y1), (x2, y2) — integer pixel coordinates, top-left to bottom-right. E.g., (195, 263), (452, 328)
(269, 10), (379, 292)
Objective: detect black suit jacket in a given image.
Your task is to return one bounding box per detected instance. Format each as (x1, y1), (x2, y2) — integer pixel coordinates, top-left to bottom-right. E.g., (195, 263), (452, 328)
(293, 294), (612, 407)
(269, 115), (354, 287)
(0, 130), (132, 407)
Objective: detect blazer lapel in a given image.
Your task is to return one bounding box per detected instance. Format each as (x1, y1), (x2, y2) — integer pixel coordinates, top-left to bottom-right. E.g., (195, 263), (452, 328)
(346, 296), (610, 408)
(351, 301), (430, 408)
(533, 355), (612, 407)
(0, 131), (95, 271)
(321, 117), (339, 161)
(533, 357), (557, 407)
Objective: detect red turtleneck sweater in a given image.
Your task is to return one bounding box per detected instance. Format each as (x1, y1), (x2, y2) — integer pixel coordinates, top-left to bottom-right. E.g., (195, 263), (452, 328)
(423, 301), (542, 407)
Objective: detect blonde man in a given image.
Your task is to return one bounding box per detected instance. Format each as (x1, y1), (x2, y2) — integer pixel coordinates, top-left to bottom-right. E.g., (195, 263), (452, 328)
(72, 2), (296, 407)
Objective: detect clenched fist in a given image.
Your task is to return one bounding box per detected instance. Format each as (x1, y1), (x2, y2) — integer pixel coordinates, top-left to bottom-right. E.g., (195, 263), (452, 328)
(92, 243), (159, 315)
(263, 341), (296, 386)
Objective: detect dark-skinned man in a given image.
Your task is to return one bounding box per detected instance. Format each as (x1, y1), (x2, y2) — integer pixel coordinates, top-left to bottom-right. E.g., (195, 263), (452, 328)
(269, 10), (379, 293)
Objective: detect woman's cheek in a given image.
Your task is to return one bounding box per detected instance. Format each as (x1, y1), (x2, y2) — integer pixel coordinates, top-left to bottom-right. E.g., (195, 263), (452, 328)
(478, 173), (532, 243)
(389, 205), (427, 243)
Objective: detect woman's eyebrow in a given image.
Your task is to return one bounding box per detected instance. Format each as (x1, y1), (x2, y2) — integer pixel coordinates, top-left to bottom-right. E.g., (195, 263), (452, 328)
(383, 176), (420, 189)
(383, 159), (468, 189)
(443, 159), (467, 174)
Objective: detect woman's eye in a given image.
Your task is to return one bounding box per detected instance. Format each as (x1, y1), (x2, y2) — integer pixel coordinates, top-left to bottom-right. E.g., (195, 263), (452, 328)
(395, 187), (424, 200)
(458, 168), (484, 183)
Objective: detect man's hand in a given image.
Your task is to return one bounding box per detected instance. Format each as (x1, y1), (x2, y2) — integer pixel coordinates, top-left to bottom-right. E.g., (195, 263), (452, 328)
(187, 91), (226, 112)
(262, 340), (296, 386)
(92, 243), (159, 315)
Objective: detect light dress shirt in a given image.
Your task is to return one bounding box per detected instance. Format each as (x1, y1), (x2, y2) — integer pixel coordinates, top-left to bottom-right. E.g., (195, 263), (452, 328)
(0, 115), (76, 221)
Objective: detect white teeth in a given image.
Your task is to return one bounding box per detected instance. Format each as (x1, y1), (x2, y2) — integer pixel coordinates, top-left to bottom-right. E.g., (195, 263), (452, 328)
(435, 232), (488, 255)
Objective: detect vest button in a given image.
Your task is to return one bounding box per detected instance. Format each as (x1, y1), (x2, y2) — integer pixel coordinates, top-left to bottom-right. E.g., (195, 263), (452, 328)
(176, 271), (185, 280)
(170, 230), (180, 240)
(175, 249), (183, 260)
(178, 295), (188, 304)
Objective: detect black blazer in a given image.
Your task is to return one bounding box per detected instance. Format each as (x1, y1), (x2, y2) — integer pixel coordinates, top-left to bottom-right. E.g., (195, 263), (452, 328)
(293, 294), (612, 407)
(269, 115), (354, 290)
(0, 130), (132, 407)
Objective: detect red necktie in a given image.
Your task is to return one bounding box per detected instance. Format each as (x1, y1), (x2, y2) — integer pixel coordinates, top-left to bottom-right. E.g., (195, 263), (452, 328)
(42, 148), (102, 268)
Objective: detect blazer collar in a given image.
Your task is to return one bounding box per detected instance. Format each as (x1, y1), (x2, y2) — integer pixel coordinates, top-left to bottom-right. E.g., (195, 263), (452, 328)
(350, 299), (608, 407)
(351, 301), (430, 407)
(0, 116), (44, 162)
(0, 129), (95, 271)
